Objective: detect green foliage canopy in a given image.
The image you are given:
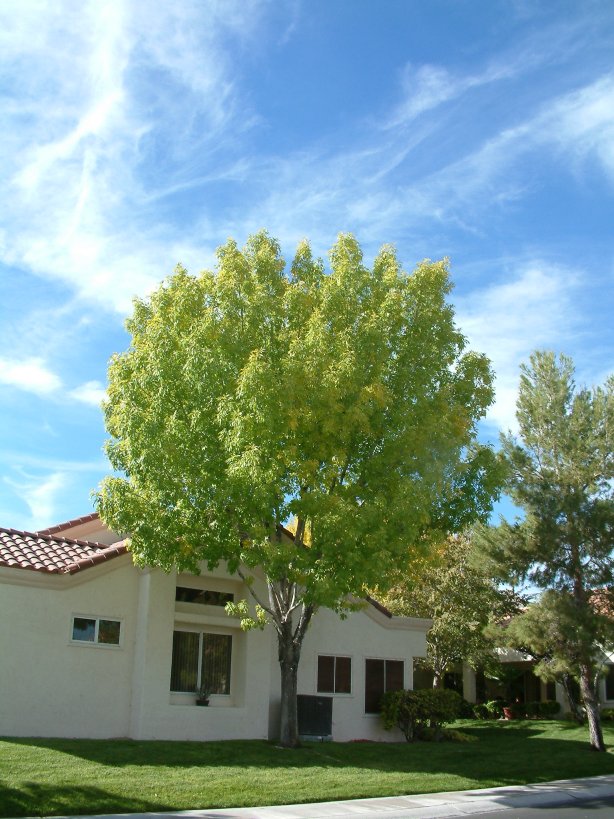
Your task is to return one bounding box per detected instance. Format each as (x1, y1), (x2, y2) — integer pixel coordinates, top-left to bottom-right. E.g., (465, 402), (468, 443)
(476, 351), (614, 750)
(478, 351), (614, 593)
(381, 535), (518, 685)
(97, 232), (498, 611)
(499, 590), (614, 684)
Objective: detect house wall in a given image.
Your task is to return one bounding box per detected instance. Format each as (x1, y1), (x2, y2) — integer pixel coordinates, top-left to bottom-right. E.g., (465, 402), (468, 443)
(268, 606), (429, 742)
(129, 566), (274, 742)
(0, 558), (139, 738)
(0, 556), (275, 741)
(1, 552), (429, 743)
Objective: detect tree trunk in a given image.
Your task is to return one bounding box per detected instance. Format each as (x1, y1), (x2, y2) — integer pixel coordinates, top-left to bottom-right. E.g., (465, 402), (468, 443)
(432, 670), (443, 689)
(278, 621), (301, 748)
(561, 674), (584, 724)
(579, 664), (605, 752)
(241, 570), (316, 748)
(571, 570), (605, 752)
(275, 600), (315, 748)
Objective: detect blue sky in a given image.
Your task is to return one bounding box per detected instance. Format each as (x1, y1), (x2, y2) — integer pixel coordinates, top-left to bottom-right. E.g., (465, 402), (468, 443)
(1, 0), (613, 532)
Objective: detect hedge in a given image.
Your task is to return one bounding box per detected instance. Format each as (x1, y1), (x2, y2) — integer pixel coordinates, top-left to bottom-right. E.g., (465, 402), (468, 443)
(381, 688), (463, 741)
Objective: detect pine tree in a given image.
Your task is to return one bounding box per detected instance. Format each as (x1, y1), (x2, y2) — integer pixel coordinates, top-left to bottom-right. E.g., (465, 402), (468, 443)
(477, 351), (614, 751)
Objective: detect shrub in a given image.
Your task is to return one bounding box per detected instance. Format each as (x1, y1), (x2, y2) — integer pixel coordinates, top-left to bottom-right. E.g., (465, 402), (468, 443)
(458, 698), (476, 719)
(539, 700), (561, 718)
(419, 726), (476, 742)
(524, 701), (541, 718)
(381, 688), (463, 742)
(485, 699), (505, 719)
(509, 701), (527, 719)
(600, 707), (614, 721)
(473, 703), (490, 719)
(563, 710), (585, 722)
(505, 700), (560, 719)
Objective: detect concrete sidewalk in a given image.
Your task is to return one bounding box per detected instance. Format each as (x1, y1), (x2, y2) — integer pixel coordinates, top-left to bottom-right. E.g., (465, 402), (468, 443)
(44, 775), (614, 819)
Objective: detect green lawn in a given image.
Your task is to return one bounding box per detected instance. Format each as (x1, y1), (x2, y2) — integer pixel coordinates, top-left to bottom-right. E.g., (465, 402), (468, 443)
(2, 721), (614, 817)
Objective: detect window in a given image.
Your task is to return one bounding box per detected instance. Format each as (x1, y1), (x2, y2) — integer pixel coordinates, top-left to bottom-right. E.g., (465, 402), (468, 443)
(364, 658), (404, 713)
(175, 587), (234, 607)
(606, 666), (614, 701)
(72, 616), (121, 646)
(317, 655), (351, 694)
(170, 630), (232, 695)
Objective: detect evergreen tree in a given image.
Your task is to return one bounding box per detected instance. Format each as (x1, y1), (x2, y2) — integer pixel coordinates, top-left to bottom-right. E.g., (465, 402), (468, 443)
(477, 351), (614, 751)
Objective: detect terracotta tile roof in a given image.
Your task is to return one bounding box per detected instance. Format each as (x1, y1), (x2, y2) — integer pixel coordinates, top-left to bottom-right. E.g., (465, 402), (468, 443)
(37, 512), (101, 535)
(0, 527), (127, 575)
(590, 588), (614, 618)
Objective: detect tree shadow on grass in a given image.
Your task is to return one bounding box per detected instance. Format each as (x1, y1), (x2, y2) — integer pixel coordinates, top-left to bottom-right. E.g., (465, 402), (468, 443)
(0, 782), (173, 818)
(2, 725), (614, 819)
(4, 724), (613, 778)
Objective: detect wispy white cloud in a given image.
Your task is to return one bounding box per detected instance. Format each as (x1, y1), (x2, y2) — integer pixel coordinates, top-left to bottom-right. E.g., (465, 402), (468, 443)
(0, 452), (108, 473)
(455, 262), (579, 433)
(0, 0), (268, 313)
(545, 76), (614, 180)
(383, 12), (600, 129)
(1, 2), (612, 446)
(3, 470), (67, 531)
(387, 61), (514, 128)
(69, 380), (107, 406)
(2, 0), (612, 321)
(0, 357), (62, 395)
(0, 451), (110, 530)
(400, 74), (614, 222)
(199, 68), (614, 268)
(0, 357), (108, 408)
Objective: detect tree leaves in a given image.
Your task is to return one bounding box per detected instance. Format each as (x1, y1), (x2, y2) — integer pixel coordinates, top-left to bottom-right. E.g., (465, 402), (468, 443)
(381, 535), (518, 682)
(475, 350), (614, 751)
(97, 232), (498, 606)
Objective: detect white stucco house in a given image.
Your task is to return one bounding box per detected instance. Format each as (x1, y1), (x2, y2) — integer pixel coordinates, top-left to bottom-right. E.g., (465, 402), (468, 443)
(0, 513), (431, 742)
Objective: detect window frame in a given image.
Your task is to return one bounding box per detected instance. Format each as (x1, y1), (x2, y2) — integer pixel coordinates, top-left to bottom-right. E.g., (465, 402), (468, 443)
(174, 586), (234, 607)
(170, 627), (233, 697)
(364, 657), (405, 714)
(317, 654), (352, 695)
(70, 615), (123, 648)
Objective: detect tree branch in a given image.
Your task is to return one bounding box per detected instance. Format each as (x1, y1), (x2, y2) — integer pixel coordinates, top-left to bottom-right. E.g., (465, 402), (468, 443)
(236, 567), (277, 621)
(293, 601), (316, 644)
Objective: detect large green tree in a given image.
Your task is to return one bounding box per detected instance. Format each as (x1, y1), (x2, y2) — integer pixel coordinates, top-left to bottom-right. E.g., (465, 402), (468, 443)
(477, 351), (614, 751)
(494, 590), (614, 724)
(97, 232), (499, 747)
(381, 535), (518, 690)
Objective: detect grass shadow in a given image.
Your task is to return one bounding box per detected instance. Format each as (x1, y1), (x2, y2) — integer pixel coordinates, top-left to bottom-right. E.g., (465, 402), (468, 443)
(3, 722), (614, 818)
(0, 782), (173, 818)
(3, 722), (612, 776)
